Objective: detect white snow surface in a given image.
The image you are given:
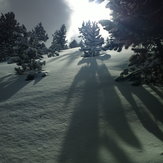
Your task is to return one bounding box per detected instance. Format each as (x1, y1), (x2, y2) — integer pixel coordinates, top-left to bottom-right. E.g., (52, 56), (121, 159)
(0, 48), (163, 163)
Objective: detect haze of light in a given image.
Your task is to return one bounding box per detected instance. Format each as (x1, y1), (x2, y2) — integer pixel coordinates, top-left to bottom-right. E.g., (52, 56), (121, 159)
(66, 0), (111, 41)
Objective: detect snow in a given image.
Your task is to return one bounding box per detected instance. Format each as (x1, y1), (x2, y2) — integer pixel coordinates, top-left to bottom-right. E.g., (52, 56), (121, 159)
(0, 48), (163, 163)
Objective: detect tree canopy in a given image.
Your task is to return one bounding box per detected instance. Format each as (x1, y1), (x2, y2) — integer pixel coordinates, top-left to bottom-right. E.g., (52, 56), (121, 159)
(49, 24), (67, 57)
(98, 0), (163, 52)
(94, 0), (163, 85)
(0, 12), (21, 61)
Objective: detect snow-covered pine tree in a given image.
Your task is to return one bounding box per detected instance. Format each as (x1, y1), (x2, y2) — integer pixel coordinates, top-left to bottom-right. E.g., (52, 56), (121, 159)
(49, 24), (67, 57)
(29, 22), (48, 56)
(79, 21), (104, 57)
(15, 23), (47, 76)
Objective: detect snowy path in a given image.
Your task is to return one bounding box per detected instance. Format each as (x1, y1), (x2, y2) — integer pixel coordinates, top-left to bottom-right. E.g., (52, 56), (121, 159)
(0, 48), (163, 163)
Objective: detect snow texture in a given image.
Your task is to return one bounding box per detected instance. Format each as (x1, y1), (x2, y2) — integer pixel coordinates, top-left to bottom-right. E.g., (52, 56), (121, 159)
(0, 48), (163, 163)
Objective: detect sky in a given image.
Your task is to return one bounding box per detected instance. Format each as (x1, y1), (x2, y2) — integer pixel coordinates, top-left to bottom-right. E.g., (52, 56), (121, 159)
(0, 0), (111, 45)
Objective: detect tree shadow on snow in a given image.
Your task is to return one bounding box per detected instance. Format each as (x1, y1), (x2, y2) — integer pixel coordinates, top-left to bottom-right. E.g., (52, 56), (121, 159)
(96, 63), (142, 148)
(46, 53), (69, 64)
(58, 58), (100, 163)
(58, 57), (141, 163)
(0, 74), (31, 102)
(97, 53), (111, 61)
(32, 74), (45, 85)
(59, 51), (81, 64)
(77, 53), (111, 66)
(46, 49), (80, 64)
(115, 82), (163, 141)
(149, 85), (163, 99)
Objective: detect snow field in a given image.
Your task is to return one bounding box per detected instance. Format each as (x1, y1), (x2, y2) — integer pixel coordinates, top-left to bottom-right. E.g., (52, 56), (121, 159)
(0, 48), (163, 163)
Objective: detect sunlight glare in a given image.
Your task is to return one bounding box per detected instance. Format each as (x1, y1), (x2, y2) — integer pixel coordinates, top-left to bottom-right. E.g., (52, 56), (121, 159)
(65, 0), (111, 41)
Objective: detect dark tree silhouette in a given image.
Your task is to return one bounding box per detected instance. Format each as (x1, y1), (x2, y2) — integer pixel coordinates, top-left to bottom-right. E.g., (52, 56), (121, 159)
(0, 12), (20, 61)
(69, 39), (79, 48)
(93, 0), (163, 85)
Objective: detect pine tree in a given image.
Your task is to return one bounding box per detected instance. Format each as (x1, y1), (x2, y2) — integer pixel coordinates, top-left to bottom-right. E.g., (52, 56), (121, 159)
(99, 0), (163, 51)
(33, 22), (48, 42)
(11, 24), (29, 63)
(59, 24), (67, 50)
(79, 21), (104, 57)
(69, 39), (79, 48)
(94, 0), (163, 85)
(0, 12), (20, 61)
(48, 30), (60, 57)
(15, 23), (47, 75)
(49, 24), (67, 56)
(29, 22), (48, 56)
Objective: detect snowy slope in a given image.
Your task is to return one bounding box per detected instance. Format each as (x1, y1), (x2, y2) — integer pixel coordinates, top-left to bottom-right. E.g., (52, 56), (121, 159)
(0, 48), (163, 163)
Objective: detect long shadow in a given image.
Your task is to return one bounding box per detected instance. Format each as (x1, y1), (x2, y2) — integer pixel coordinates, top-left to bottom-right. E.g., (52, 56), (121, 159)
(60, 51), (81, 66)
(149, 85), (163, 99)
(77, 53), (111, 66)
(0, 74), (30, 102)
(58, 57), (141, 163)
(58, 58), (99, 163)
(0, 74), (12, 83)
(96, 63), (142, 149)
(115, 82), (163, 141)
(47, 49), (80, 64)
(46, 53), (69, 64)
(33, 73), (46, 85)
(102, 133), (136, 163)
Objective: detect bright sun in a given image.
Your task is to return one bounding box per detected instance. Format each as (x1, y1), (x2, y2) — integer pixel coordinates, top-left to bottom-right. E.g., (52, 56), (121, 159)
(65, 0), (111, 41)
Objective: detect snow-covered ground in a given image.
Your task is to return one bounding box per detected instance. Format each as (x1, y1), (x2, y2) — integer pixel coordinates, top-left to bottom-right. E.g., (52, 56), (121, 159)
(0, 48), (163, 163)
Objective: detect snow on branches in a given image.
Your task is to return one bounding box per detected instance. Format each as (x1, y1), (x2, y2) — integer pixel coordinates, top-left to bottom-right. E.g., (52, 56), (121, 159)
(79, 21), (104, 57)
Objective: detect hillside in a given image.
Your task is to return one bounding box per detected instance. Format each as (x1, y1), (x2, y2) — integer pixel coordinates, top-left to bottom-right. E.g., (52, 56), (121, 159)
(0, 48), (163, 163)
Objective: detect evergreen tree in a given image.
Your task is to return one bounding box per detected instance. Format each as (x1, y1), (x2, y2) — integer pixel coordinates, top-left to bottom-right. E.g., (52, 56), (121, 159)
(94, 0), (163, 85)
(33, 22), (48, 42)
(79, 21), (104, 57)
(59, 24), (67, 50)
(0, 12), (47, 77)
(12, 24), (29, 61)
(69, 39), (79, 48)
(49, 24), (67, 56)
(99, 0), (163, 51)
(29, 22), (48, 56)
(0, 12), (20, 61)
(48, 30), (60, 57)
(15, 23), (47, 75)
